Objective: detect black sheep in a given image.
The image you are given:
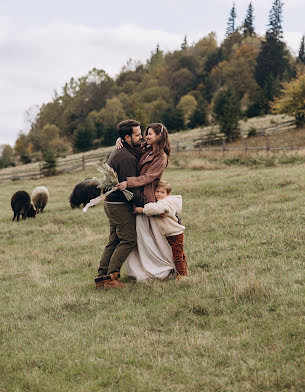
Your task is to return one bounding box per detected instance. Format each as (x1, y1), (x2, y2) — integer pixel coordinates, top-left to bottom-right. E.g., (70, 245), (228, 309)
(69, 178), (101, 209)
(11, 191), (36, 222)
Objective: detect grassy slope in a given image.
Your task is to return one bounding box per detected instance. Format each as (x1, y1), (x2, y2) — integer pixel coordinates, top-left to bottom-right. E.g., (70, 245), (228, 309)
(0, 164), (304, 391)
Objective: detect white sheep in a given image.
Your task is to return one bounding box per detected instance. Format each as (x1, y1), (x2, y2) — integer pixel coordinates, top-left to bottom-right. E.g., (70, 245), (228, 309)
(31, 186), (49, 213)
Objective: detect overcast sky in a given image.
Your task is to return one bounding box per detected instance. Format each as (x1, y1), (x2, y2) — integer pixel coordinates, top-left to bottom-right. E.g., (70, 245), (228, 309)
(0, 0), (304, 146)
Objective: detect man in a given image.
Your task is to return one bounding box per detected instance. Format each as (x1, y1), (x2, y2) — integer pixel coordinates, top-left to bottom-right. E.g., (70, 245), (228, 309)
(94, 119), (143, 288)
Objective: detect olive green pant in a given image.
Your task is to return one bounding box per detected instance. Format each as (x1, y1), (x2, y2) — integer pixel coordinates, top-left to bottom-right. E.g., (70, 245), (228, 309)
(98, 202), (137, 276)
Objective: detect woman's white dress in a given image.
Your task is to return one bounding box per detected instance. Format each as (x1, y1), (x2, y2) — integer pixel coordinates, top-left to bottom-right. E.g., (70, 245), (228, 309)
(125, 215), (176, 281)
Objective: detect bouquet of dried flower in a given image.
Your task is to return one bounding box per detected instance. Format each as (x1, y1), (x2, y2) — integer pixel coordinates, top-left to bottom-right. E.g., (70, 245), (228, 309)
(82, 163), (134, 212)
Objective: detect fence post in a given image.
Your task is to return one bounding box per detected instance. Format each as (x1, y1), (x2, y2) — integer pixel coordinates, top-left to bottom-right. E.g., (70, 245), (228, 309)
(39, 161), (42, 178)
(266, 138), (270, 153)
(290, 138), (293, 151)
(222, 139), (225, 154)
(244, 138), (248, 153)
(176, 141), (179, 153)
(82, 154), (85, 170)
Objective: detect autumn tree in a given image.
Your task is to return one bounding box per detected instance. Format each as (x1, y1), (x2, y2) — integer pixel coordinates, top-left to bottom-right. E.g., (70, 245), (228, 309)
(272, 71), (305, 125)
(39, 124), (63, 153)
(14, 133), (31, 163)
(98, 98), (127, 146)
(0, 144), (14, 168)
(221, 43), (259, 104)
(177, 94), (197, 126)
(30, 68), (113, 146)
(148, 99), (169, 124)
(168, 68), (197, 104)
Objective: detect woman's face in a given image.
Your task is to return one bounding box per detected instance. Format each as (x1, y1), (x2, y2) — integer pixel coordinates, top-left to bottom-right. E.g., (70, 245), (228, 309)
(146, 128), (159, 146)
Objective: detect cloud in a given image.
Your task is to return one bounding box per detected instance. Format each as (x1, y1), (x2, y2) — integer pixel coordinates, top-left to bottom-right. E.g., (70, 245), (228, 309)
(0, 16), (303, 146)
(0, 21), (176, 144)
(0, 20), (217, 145)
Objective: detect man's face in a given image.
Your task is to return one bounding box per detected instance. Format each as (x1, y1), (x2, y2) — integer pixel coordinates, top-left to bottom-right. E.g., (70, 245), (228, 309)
(130, 126), (142, 147)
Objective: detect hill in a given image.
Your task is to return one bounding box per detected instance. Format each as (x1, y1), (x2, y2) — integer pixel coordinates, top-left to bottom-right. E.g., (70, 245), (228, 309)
(1, 114), (305, 182)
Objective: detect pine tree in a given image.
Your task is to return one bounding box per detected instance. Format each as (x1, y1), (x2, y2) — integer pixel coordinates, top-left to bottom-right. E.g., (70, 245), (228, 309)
(188, 100), (207, 129)
(226, 3), (237, 37)
(73, 125), (93, 152)
(147, 43), (164, 70)
(161, 106), (184, 132)
(254, 0), (288, 113)
(181, 36), (188, 51)
(243, 2), (255, 37)
(42, 151), (57, 176)
(267, 0), (283, 41)
(214, 88), (240, 140)
(298, 35), (305, 64)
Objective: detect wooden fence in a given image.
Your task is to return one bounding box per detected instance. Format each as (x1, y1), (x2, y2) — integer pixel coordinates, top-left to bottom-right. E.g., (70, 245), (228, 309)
(175, 138), (305, 153)
(0, 151), (110, 183)
(174, 120), (302, 153)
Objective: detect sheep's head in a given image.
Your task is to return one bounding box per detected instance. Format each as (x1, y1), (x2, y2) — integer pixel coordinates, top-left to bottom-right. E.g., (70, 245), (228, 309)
(69, 196), (80, 209)
(27, 204), (36, 218)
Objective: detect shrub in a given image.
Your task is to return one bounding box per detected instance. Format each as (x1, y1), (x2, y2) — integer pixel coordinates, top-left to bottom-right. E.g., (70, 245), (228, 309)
(248, 127), (257, 137)
(42, 151), (57, 176)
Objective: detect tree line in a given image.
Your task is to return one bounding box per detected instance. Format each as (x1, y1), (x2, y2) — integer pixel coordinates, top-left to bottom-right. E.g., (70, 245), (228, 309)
(1, 0), (305, 168)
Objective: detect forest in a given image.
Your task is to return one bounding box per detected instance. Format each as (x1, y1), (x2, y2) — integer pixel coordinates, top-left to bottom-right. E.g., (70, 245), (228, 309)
(1, 0), (305, 168)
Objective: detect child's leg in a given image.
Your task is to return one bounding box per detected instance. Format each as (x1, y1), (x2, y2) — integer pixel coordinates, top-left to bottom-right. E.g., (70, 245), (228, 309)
(183, 251), (188, 275)
(166, 233), (187, 276)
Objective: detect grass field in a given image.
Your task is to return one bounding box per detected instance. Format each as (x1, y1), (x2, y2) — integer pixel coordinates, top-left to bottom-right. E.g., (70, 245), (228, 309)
(1, 162), (304, 391)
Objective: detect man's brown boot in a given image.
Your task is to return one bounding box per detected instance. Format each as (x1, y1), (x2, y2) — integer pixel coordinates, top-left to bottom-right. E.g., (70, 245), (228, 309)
(94, 275), (111, 289)
(103, 272), (127, 288)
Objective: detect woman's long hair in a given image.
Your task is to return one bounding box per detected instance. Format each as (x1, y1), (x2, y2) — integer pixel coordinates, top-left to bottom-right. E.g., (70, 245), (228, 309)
(145, 123), (171, 159)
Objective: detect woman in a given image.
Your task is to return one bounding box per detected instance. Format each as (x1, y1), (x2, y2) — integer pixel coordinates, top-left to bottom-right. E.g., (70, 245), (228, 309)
(116, 123), (176, 281)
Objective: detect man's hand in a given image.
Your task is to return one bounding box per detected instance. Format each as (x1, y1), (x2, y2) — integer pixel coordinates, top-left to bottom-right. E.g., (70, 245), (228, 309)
(134, 207), (144, 214)
(116, 181), (128, 190)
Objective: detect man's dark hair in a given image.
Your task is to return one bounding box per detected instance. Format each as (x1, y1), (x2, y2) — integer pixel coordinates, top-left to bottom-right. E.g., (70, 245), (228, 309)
(117, 119), (141, 141)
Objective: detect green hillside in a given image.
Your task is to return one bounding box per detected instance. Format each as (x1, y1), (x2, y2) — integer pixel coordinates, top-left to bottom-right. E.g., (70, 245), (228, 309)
(1, 163), (304, 391)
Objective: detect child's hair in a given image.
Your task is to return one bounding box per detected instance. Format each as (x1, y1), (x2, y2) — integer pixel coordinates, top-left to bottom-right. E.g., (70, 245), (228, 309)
(156, 180), (172, 194)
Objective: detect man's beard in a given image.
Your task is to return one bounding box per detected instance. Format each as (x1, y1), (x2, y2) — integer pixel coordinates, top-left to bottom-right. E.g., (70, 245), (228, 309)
(131, 139), (141, 147)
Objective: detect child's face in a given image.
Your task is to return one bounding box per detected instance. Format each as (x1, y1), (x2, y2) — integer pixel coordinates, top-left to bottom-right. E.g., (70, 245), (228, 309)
(155, 186), (168, 201)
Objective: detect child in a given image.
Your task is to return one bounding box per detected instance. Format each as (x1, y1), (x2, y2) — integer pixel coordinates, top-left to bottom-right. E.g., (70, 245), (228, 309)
(134, 180), (188, 277)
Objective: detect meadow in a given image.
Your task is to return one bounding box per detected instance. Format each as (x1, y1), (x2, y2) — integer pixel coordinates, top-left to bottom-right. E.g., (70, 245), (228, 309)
(0, 161), (304, 391)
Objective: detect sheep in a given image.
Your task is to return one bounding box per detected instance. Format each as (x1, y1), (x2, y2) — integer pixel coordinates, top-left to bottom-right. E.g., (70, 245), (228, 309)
(69, 178), (101, 209)
(31, 186), (49, 213)
(11, 191), (36, 222)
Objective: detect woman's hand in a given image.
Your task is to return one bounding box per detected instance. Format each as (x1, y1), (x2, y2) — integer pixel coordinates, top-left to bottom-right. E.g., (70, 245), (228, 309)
(134, 207), (144, 214)
(115, 137), (123, 149)
(116, 181), (127, 190)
